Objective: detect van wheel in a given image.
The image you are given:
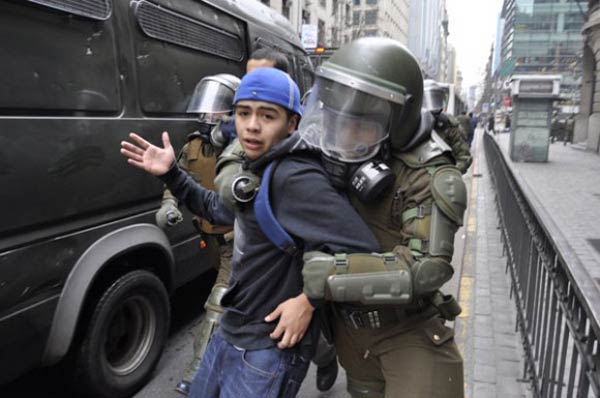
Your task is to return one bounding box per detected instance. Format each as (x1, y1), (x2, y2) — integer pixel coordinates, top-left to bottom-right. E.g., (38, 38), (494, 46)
(75, 270), (170, 398)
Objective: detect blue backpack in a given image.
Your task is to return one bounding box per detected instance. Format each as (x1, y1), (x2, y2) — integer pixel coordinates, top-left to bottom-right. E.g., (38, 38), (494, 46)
(254, 160), (298, 256)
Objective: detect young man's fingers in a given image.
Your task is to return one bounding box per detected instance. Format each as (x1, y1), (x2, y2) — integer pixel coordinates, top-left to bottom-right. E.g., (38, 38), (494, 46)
(127, 158), (145, 170)
(289, 334), (298, 347)
(270, 323), (285, 340)
(129, 132), (151, 149)
(162, 131), (171, 149)
(120, 141), (144, 155)
(120, 148), (143, 162)
(277, 331), (292, 349)
(121, 145), (144, 159)
(264, 305), (282, 323)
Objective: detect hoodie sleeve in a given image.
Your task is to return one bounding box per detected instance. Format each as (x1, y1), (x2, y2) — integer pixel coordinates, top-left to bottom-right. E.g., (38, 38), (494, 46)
(159, 164), (235, 226)
(271, 157), (380, 254)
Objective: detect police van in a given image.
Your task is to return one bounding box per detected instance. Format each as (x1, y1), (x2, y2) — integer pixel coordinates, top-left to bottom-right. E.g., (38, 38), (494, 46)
(0, 0), (312, 396)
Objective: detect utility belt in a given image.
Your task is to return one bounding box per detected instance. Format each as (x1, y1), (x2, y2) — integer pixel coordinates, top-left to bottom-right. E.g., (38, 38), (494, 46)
(334, 292), (461, 330)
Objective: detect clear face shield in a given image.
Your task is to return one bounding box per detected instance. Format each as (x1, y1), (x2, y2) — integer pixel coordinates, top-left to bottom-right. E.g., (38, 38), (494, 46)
(187, 79), (236, 119)
(422, 89), (448, 113)
(298, 79), (394, 163)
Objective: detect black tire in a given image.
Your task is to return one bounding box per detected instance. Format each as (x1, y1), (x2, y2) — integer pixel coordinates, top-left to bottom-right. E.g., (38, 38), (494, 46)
(74, 270), (170, 398)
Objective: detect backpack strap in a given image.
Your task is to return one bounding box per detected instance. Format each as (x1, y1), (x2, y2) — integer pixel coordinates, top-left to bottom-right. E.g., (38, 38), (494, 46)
(254, 160), (298, 255)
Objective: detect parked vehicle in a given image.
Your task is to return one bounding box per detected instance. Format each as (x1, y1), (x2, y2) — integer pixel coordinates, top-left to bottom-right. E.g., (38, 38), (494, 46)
(0, 0), (311, 396)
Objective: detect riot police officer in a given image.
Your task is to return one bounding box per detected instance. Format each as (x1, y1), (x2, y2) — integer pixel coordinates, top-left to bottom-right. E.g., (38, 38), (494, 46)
(297, 38), (465, 398)
(423, 79), (472, 174)
(155, 73), (240, 396)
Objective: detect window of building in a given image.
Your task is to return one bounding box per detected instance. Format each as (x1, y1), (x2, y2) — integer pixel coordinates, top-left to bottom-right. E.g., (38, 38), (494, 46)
(346, 4), (352, 24)
(353, 0), (360, 5)
(363, 29), (378, 37)
(366, 0), (377, 5)
(564, 12), (584, 31)
(302, 9), (311, 24)
(365, 10), (377, 25)
(320, 0), (326, 7)
(282, 3), (290, 19)
(261, 0), (270, 6)
(318, 19), (326, 45)
(353, 10), (361, 25)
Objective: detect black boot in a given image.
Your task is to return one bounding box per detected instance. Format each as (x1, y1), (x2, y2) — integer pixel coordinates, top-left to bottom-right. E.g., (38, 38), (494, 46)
(316, 357), (339, 392)
(175, 380), (191, 396)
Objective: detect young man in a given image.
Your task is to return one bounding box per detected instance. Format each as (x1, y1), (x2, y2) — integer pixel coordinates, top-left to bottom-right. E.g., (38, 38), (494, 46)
(167, 46), (291, 396)
(120, 67), (379, 398)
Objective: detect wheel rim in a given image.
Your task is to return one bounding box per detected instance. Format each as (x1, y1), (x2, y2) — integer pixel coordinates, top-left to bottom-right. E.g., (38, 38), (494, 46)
(104, 295), (157, 376)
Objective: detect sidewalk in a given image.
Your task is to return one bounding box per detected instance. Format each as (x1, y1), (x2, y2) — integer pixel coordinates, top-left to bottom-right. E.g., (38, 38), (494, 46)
(494, 133), (600, 280)
(454, 129), (531, 398)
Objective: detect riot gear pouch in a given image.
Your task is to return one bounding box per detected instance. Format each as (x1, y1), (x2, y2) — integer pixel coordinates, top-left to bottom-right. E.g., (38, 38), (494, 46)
(302, 252), (413, 305)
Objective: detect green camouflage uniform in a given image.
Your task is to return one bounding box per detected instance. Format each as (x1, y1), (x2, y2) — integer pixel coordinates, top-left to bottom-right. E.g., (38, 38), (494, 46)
(434, 113), (472, 174)
(328, 136), (465, 398)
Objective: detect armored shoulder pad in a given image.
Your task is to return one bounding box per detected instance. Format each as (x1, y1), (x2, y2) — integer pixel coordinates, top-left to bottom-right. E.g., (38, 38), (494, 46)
(397, 131), (453, 168)
(186, 130), (203, 141)
(430, 166), (467, 226)
(216, 138), (244, 173)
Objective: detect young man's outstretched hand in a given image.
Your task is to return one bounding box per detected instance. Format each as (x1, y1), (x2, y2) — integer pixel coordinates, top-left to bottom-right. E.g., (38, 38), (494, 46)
(120, 132), (176, 175)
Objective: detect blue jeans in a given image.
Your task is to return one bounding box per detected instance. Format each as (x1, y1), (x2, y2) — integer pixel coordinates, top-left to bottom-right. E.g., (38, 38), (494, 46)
(188, 332), (310, 398)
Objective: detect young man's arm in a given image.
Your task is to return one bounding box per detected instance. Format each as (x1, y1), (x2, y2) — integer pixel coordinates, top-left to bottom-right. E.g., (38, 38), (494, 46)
(120, 132), (234, 225)
(159, 165), (234, 225)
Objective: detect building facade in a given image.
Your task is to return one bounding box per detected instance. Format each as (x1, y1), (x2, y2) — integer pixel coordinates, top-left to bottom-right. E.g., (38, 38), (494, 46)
(407, 0), (449, 81)
(578, 0), (600, 151)
(498, 0), (586, 102)
(260, 0), (336, 48)
(261, 0), (410, 49)
(344, 0), (410, 44)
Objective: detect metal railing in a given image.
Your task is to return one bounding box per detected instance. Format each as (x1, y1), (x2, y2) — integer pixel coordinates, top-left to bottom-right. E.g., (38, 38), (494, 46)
(484, 132), (600, 397)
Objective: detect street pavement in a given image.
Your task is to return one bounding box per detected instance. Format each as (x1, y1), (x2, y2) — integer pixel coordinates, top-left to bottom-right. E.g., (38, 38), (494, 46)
(494, 132), (600, 281)
(456, 130), (531, 398)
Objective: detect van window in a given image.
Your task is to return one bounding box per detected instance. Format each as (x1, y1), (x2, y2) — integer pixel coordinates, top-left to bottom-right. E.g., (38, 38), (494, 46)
(133, 1), (246, 114)
(0, 2), (121, 114)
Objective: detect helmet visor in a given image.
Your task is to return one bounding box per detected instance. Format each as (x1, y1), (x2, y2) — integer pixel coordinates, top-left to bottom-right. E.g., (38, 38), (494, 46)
(187, 79), (236, 114)
(298, 78), (394, 162)
(423, 89), (448, 112)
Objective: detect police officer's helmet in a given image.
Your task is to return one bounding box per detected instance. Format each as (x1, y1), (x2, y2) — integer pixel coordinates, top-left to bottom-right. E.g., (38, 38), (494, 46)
(298, 38), (423, 162)
(423, 79), (449, 113)
(187, 73), (242, 124)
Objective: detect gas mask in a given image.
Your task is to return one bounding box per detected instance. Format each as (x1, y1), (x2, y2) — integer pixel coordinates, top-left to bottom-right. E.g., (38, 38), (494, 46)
(322, 154), (394, 203)
(298, 81), (397, 203)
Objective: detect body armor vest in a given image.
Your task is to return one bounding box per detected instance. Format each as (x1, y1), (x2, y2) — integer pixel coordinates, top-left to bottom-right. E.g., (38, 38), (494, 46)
(185, 137), (232, 235)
